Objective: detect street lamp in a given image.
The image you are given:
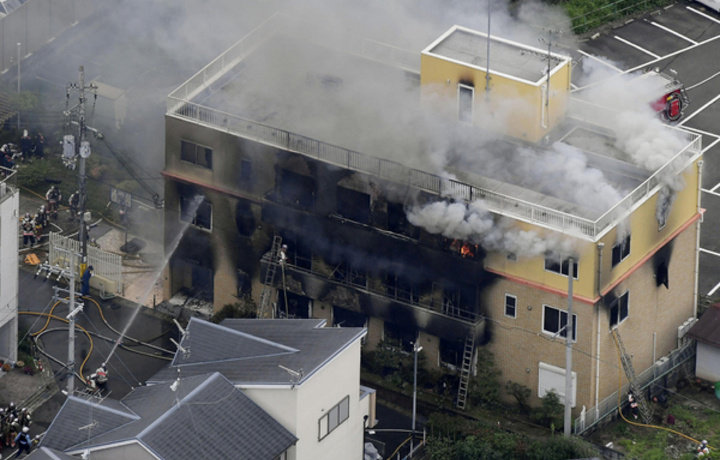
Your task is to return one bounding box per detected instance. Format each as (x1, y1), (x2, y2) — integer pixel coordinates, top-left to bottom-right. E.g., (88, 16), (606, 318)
(411, 342), (423, 458)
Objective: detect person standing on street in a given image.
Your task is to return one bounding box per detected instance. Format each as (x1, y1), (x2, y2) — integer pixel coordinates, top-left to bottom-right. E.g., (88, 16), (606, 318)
(81, 266), (94, 297)
(14, 426), (32, 457)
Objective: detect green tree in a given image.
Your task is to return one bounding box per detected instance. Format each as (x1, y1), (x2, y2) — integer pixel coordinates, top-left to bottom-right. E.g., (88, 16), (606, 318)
(533, 390), (564, 429)
(467, 348), (501, 409)
(506, 380), (532, 415)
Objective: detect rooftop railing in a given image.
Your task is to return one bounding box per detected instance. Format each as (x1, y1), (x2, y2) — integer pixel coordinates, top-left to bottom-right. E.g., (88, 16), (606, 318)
(167, 17), (703, 242)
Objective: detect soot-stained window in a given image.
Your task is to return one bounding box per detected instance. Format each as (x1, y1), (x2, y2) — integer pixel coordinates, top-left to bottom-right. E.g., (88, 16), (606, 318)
(609, 291), (629, 328)
(612, 234), (631, 267)
(278, 168), (315, 209)
(439, 338), (464, 368)
(276, 292), (311, 319)
(388, 202), (418, 238)
(383, 321), (417, 352)
(542, 305), (577, 341)
(179, 189), (212, 231)
(544, 252), (579, 279)
(333, 306), (367, 328)
(336, 186), (370, 224)
(180, 140), (212, 169)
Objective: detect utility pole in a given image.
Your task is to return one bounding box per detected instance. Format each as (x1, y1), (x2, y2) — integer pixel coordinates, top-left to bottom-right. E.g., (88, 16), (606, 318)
(65, 66), (98, 267)
(17, 42), (20, 130)
(564, 257), (574, 437)
(484, 1), (492, 96)
(410, 342), (423, 458)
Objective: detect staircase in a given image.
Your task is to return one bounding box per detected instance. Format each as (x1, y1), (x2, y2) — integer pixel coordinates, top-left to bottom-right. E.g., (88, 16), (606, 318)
(456, 331), (475, 410)
(612, 329), (653, 424)
(257, 236), (283, 318)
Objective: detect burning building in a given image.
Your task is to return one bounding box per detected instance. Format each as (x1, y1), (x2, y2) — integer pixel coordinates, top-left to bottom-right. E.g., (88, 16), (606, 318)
(162, 15), (703, 426)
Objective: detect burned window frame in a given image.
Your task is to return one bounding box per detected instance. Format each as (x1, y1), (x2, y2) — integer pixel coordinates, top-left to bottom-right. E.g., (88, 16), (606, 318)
(609, 291), (629, 328)
(544, 252), (579, 279)
(504, 294), (517, 319)
(179, 195), (212, 231)
(180, 140), (213, 170)
(542, 305), (577, 341)
(611, 234), (631, 268)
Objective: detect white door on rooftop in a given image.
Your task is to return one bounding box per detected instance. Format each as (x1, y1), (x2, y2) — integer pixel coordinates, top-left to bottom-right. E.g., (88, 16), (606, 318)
(458, 84), (474, 125)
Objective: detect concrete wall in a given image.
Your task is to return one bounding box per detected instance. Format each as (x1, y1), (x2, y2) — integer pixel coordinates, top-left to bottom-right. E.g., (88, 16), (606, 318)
(0, 186), (18, 363)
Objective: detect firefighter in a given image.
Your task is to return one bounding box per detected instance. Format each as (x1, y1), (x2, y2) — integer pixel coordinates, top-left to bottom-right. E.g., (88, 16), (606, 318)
(6, 417), (19, 448)
(36, 205), (48, 229)
(18, 129), (32, 161)
(5, 403), (17, 420)
(89, 363), (108, 392)
(698, 440), (710, 456)
(279, 244), (288, 265)
(81, 266), (94, 297)
(32, 132), (44, 159)
(45, 186), (61, 219)
(628, 391), (639, 420)
(21, 213), (36, 248)
(18, 408), (30, 429)
(68, 190), (80, 222)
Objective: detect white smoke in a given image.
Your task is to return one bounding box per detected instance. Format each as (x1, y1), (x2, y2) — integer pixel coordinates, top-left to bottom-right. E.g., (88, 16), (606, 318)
(407, 200), (576, 258)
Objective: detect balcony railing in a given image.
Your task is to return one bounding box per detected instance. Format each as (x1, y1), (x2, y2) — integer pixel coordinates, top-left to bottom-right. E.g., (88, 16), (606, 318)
(167, 16), (703, 242)
(263, 253), (480, 324)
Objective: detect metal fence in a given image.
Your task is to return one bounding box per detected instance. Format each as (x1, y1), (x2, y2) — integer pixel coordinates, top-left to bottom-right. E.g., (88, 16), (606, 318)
(573, 342), (695, 434)
(48, 232), (122, 295)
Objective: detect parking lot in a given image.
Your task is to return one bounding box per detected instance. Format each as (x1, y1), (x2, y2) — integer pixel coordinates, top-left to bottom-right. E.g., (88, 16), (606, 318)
(571, 0), (720, 297)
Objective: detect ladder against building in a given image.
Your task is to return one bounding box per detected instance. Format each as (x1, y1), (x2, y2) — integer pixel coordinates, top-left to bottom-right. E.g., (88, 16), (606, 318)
(612, 328), (653, 424)
(456, 330), (475, 410)
(257, 235), (283, 318)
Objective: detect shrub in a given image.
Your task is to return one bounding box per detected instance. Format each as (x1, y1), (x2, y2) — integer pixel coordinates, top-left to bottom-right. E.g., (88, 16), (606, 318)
(533, 390), (564, 429)
(506, 380), (532, 415)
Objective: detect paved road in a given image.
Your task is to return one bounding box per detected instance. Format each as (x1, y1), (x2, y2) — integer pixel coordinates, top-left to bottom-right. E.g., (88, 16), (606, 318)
(574, 0), (720, 300)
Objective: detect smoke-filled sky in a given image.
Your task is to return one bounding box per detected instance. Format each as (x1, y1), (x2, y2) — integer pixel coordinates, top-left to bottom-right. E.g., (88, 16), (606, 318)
(39, 0), (690, 255)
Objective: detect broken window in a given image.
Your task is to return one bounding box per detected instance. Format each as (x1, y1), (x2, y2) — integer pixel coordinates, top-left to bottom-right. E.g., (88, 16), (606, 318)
(383, 321), (416, 352)
(505, 294), (517, 318)
(276, 292), (311, 319)
(544, 252), (578, 279)
(180, 140), (212, 169)
(458, 84), (474, 124)
(333, 306), (367, 328)
(336, 186), (370, 224)
(611, 234), (631, 267)
(439, 338), (464, 369)
(385, 273), (419, 305)
(180, 193), (212, 230)
(609, 291), (629, 328)
(235, 200), (255, 236)
(388, 202), (418, 237)
(277, 168), (315, 209)
(542, 305), (577, 341)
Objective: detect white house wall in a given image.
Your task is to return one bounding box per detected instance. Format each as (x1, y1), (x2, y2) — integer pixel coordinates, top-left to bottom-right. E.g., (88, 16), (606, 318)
(0, 188), (18, 363)
(696, 342), (720, 382)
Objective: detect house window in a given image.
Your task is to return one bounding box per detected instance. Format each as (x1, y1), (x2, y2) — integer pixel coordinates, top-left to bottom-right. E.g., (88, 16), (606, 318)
(538, 362), (576, 407)
(504, 294), (517, 319)
(458, 84), (474, 124)
(180, 195), (212, 230)
(542, 305), (577, 341)
(180, 140), (212, 169)
(609, 291), (629, 328)
(318, 396), (350, 440)
(611, 234), (631, 267)
(544, 253), (578, 279)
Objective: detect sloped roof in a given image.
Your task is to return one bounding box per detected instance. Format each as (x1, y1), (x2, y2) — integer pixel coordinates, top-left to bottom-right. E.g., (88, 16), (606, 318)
(42, 373), (296, 460)
(687, 305), (720, 347)
(25, 446), (79, 460)
(147, 318), (366, 386)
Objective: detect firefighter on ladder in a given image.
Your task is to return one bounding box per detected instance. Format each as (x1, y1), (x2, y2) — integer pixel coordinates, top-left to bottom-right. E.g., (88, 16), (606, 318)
(628, 391), (639, 420)
(87, 363), (108, 393)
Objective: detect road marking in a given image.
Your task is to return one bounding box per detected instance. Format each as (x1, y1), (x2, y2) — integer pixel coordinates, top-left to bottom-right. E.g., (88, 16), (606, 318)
(614, 36), (661, 59)
(687, 6), (720, 24)
(679, 92), (720, 126)
(709, 280), (720, 296)
(702, 188), (720, 198)
(651, 21), (698, 44)
(700, 248), (720, 257)
(577, 50), (624, 73)
(624, 32), (720, 75)
(712, 182), (720, 193)
(686, 68), (720, 91)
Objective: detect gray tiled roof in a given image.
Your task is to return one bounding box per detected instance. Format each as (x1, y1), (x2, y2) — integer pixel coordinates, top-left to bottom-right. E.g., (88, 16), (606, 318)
(147, 318), (366, 386)
(42, 373), (296, 460)
(25, 446), (80, 460)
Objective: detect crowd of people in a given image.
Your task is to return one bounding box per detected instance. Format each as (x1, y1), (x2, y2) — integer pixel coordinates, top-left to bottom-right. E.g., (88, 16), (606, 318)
(0, 402), (38, 455)
(0, 129), (44, 173)
(20, 185), (82, 248)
